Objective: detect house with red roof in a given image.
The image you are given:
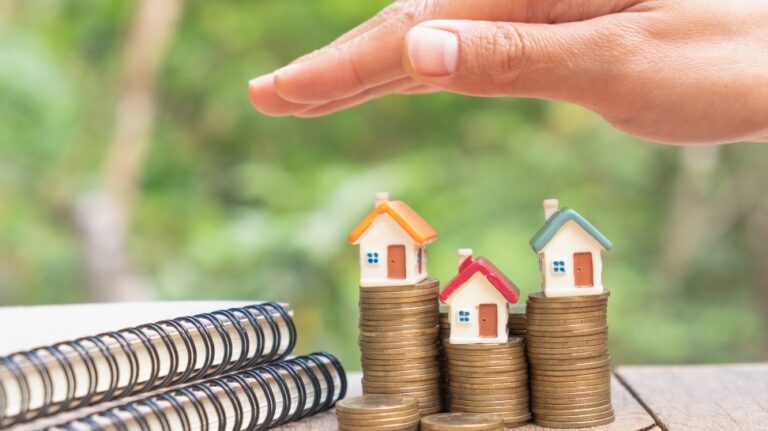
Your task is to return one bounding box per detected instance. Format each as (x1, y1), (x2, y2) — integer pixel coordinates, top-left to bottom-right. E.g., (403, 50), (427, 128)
(440, 249), (520, 344)
(348, 192), (437, 287)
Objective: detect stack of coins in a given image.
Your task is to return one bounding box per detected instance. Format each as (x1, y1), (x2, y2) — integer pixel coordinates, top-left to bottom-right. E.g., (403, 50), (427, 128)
(508, 304), (527, 338)
(336, 395), (420, 431)
(359, 278), (442, 415)
(443, 337), (530, 428)
(421, 413), (505, 431)
(439, 306), (451, 410)
(526, 290), (614, 428)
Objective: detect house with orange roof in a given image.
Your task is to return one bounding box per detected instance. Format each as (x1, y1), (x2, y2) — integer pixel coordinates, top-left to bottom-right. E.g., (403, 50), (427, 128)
(349, 192), (437, 287)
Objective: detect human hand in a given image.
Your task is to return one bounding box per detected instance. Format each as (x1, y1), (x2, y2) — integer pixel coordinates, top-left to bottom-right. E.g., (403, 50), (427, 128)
(247, 0), (768, 144)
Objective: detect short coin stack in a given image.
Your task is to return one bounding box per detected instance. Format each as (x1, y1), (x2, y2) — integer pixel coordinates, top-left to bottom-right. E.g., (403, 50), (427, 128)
(526, 290), (614, 428)
(443, 337), (530, 428)
(359, 278), (442, 416)
(508, 304), (527, 338)
(421, 413), (505, 431)
(336, 395), (420, 431)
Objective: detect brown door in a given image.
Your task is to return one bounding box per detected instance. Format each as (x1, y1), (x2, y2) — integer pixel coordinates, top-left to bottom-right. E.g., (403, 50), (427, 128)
(573, 252), (594, 287)
(478, 304), (497, 338)
(387, 245), (406, 279)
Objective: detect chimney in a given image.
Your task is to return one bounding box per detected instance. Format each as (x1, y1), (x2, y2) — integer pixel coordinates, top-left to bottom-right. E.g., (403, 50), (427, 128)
(375, 192), (390, 207)
(457, 248), (473, 268)
(543, 199), (559, 220)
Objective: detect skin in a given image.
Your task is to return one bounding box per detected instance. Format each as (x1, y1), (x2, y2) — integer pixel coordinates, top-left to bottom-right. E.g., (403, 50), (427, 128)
(247, 0), (768, 145)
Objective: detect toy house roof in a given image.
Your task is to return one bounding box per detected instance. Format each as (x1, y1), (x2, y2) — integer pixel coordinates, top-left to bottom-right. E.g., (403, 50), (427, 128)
(529, 208), (612, 252)
(348, 200), (437, 245)
(439, 257), (520, 303)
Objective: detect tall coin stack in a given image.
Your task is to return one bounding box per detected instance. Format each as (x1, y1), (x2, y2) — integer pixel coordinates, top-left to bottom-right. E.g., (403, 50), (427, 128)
(526, 290), (614, 428)
(443, 337), (530, 428)
(439, 306), (451, 410)
(359, 278), (442, 416)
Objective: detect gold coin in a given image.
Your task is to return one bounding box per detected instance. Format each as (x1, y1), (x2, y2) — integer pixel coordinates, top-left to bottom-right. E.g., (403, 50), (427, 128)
(360, 325), (439, 337)
(361, 355), (440, 365)
(527, 302), (606, 312)
(529, 354), (610, 367)
(447, 404), (530, 416)
(449, 381), (527, 391)
(527, 314), (606, 325)
(531, 388), (611, 400)
(445, 359), (525, 369)
(362, 380), (439, 390)
(527, 309), (607, 319)
(360, 297), (437, 306)
(364, 368), (441, 378)
(448, 386), (529, 397)
(531, 371), (610, 383)
(449, 393), (529, 404)
(337, 412), (420, 424)
(360, 288), (439, 299)
(527, 350), (607, 361)
(363, 387), (440, 399)
(532, 402), (612, 417)
(420, 413), (504, 431)
(443, 337), (523, 350)
(528, 290), (610, 302)
(533, 413), (614, 428)
(532, 381), (611, 394)
(363, 373), (441, 384)
(336, 394), (418, 414)
(447, 368), (528, 379)
(526, 338), (606, 350)
(447, 375), (528, 386)
(531, 399), (610, 411)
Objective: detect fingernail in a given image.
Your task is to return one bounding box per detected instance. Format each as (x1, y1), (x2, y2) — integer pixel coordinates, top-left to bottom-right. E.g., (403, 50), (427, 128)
(407, 26), (458, 76)
(249, 73), (274, 88)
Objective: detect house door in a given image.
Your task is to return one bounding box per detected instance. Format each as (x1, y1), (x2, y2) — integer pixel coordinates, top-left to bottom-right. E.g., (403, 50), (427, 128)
(573, 252), (594, 287)
(478, 304), (497, 338)
(387, 245), (406, 279)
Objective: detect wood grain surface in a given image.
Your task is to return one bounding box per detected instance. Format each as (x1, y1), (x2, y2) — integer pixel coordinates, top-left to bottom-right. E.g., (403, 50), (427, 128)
(276, 371), (658, 431)
(615, 363), (768, 431)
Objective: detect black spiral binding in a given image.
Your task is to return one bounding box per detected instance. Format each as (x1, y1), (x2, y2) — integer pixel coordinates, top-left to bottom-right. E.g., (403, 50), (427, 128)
(48, 353), (347, 431)
(0, 303), (296, 428)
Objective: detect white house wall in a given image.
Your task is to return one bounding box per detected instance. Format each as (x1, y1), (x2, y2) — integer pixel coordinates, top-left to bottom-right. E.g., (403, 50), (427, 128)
(357, 215), (427, 287)
(445, 273), (509, 344)
(540, 220), (604, 297)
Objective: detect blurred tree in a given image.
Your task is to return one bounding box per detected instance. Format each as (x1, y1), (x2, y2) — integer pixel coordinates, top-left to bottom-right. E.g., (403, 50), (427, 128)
(0, 0), (766, 366)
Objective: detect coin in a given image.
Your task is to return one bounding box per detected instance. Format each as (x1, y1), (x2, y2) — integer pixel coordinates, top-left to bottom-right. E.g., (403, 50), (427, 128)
(528, 290), (610, 302)
(336, 395), (418, 414)
(420, 413), (504, 431)
(443, 337), (523, 349)
(533, 413), (614, 428)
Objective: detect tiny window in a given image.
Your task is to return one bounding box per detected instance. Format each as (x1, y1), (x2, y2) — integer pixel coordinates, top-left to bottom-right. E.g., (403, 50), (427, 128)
(552, 260), (566, 273)
(458, 310), (470, 323)
(366, 252), (380, 264)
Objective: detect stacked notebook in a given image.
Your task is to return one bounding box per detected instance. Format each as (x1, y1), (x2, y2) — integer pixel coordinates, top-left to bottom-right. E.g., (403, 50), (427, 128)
(0, 302), (346, 430)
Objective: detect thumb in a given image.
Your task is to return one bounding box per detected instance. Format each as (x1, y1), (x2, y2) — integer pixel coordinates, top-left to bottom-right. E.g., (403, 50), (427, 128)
(403, 19), (630, 104)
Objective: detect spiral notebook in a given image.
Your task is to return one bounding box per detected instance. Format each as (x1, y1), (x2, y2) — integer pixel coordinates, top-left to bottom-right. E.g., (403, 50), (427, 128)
(47, 352), (346, 431)
(0, 302), (296, 428)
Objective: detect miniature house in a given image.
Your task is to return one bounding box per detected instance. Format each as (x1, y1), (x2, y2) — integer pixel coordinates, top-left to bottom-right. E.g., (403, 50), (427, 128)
(530, 199), (612, 297)
(440, 249), (520, 344)
(348, 192), (437, 287)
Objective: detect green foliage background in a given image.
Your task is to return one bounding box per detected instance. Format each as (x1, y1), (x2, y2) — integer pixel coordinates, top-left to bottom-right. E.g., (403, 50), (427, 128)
(1, 1), (767, 367)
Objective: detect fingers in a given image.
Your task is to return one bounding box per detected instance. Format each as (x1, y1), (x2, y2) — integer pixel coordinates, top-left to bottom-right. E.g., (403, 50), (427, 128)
(248, 74), (312, 117)
(295, 78), (417, 118)
(402, 18), (635, 107)
(264, 0), (530, 105)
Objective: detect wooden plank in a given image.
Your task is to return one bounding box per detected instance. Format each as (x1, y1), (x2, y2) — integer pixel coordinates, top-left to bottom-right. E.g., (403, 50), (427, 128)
(277, 372), (657, 431)
(616, 363), (768, 431)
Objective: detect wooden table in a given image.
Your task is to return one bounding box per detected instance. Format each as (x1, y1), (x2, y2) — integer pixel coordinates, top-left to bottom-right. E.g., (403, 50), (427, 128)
(2, 302), (766, 431)
(283, 364), (768, 431)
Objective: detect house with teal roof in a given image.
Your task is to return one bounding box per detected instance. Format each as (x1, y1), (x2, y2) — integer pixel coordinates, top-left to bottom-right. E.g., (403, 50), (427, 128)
(530, 199), (612, 297)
